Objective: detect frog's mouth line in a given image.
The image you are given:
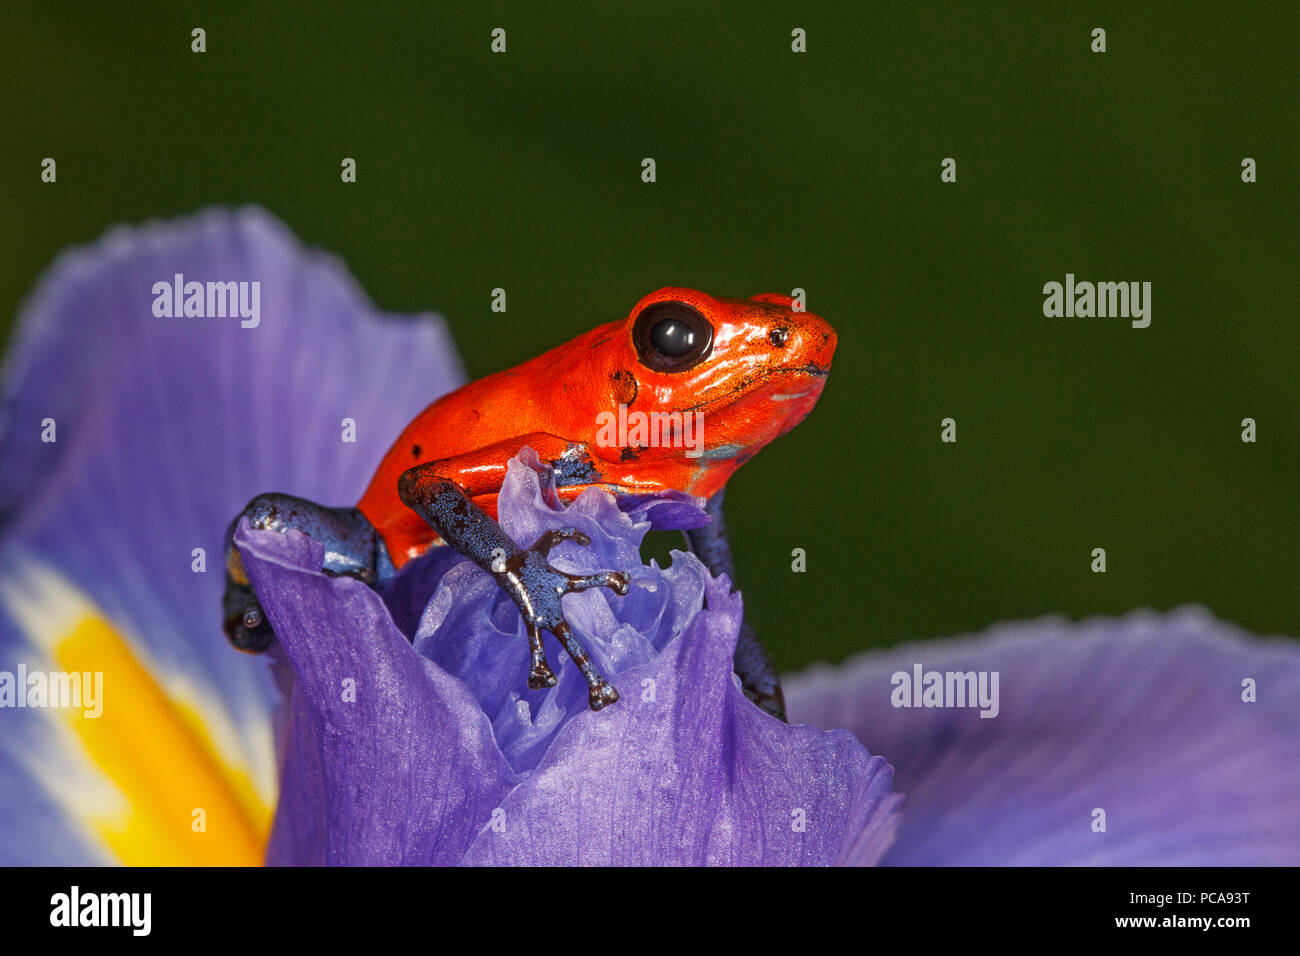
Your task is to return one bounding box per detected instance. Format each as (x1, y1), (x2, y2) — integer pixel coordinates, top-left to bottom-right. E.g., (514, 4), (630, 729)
(679, 364), (830, 414)
(783, 363), (830, 377)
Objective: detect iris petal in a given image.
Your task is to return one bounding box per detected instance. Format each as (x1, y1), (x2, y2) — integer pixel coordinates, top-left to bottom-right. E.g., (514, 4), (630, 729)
(784, 608), (1300, 865)
(251, 452), (902, 865)
(236, 521), (515, 865)
(0, 208), (463, 863)
(458, 570), (902, 866)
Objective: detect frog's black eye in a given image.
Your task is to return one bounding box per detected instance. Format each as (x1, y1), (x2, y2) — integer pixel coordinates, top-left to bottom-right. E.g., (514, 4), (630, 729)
(632, 301), (714, 372)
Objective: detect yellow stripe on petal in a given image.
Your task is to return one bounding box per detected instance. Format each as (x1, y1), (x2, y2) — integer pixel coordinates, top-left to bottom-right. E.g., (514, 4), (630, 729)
(53, 616), (270, 865)
(2, 563), (274, 865)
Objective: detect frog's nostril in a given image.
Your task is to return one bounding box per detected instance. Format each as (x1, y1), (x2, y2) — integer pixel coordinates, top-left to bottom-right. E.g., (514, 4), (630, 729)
(769, 327), (789, 347)
(820, 324), (838, 356)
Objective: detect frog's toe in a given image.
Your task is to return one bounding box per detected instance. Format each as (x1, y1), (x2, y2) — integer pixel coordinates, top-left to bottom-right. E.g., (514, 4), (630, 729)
(544, 621), (619, 712)
(527, 659), (559, 690)
(588, 679), (620, 711)
(563, 569), (631, 596)
(222, 592), (275, 652)
(529, 527), (591, 556)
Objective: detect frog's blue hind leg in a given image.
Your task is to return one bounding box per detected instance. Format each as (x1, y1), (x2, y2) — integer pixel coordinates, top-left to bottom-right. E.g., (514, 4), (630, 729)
(222, 493), (394, 652)
(686, 489), (786, 722)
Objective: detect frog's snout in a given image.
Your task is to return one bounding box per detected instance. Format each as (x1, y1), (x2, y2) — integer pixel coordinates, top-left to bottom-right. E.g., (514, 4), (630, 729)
(774, 313), (836, 376)
(809, 324), (837, 373)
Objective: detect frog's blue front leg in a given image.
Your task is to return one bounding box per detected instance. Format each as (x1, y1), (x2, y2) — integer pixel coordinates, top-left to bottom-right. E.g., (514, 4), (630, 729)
(686, 489), (786, 722)
(222, 493), (394, 652)
(397, 463), (630, 711)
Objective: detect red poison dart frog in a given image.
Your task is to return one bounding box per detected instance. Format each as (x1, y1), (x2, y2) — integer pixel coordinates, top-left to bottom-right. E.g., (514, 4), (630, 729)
(223, 288), (837, 720)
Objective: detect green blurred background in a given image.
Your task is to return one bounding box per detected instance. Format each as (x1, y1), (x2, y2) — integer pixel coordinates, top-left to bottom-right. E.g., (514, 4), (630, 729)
(4, 2), (1297, 672)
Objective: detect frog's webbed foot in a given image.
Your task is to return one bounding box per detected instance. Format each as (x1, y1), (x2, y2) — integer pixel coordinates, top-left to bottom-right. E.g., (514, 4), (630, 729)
(399, 466), (630, 711)
(514, 529), (629, 709)
(222, 553), (276, 652)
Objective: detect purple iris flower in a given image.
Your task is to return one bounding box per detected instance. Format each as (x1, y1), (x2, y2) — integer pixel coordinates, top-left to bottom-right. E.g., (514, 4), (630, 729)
(2, 208), (1296, 866)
